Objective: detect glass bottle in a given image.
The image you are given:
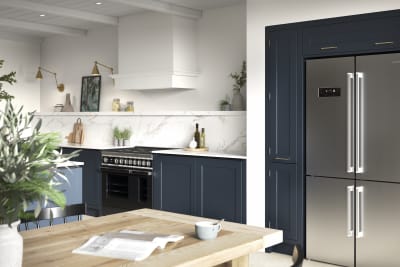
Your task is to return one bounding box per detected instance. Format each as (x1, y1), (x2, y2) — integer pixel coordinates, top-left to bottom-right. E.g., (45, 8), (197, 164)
(126, 101), (134, 112)
(112, 98), (120, 112)
(194, 123), (200, 149)
(199, 128), (206, 148)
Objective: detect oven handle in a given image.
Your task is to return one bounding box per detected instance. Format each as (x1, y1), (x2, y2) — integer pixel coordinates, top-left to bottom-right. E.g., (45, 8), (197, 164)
(100, 167), (152, 176)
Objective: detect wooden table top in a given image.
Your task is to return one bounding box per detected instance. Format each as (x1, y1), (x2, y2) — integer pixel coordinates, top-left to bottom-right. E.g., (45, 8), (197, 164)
(21, 209), (282, 267)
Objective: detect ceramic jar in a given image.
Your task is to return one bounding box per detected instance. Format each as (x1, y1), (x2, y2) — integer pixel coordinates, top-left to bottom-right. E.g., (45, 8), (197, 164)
(0, 221), (23, 267)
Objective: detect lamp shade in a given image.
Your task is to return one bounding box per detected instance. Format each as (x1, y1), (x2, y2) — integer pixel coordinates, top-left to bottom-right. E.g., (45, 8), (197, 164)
(91, 63), (100, 75)
(35, 68), (43, 79)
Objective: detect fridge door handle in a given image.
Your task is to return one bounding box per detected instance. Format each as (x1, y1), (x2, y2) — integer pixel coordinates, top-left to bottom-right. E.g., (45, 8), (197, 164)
(356, 72), (364, 173)
(356, 186), (364, 238)
(347, 185), (354, 237)
(347, 73), (354, 173)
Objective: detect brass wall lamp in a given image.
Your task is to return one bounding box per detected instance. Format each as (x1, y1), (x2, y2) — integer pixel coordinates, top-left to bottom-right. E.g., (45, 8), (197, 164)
(35, 67), (65, 92)
(91, 60), (114, 83)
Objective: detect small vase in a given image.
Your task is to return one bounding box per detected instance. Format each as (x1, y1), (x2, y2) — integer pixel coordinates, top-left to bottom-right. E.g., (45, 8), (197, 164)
(0, 221), (23, 267)
(231, 88), (244, 111)
(62, 93), (74, 112)
(123, 139), (130, 146)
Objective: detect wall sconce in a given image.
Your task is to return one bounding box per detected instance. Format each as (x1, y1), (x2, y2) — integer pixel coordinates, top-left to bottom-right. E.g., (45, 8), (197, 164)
(91, 61), (114, 84)
(35, 67), (65, 92)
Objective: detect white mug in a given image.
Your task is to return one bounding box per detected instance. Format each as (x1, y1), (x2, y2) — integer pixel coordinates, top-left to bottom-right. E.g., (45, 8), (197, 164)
(195, 221), (222, 240)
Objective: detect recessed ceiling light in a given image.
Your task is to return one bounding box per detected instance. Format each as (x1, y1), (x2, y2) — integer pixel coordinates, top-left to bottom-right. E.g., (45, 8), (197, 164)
(95, 2), (102, 5)
(40, 14), (45, 17)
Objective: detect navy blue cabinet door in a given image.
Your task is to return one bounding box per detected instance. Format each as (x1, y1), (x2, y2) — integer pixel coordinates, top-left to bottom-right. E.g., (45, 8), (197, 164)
(152, 154), (196, 215)
(266, 29), (298, 163)
(267, 163), (300, 254)
(195, 158), (246, 224)
(62, 148), (102, 216)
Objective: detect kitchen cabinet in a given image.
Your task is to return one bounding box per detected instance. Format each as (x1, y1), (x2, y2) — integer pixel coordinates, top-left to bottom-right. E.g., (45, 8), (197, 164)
(153, 154), (246, 224)
(267, 163), (300, 254)
(303, 13), (400, 57)
(62, 148), (102, 216)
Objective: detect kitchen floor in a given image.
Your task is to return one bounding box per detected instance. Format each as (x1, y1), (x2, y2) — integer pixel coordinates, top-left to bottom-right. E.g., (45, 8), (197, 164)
(249, 252), (336, 267)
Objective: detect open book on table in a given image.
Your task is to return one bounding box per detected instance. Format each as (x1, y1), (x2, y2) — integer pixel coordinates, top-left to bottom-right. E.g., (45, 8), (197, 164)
(72, 230), (184, 261)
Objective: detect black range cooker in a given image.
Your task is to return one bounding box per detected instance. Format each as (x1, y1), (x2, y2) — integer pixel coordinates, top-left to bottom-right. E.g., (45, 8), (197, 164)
(100, 146), (170, 215)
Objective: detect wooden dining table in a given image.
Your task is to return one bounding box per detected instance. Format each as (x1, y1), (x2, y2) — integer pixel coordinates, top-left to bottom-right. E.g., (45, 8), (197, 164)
(21, 208), (283, 267)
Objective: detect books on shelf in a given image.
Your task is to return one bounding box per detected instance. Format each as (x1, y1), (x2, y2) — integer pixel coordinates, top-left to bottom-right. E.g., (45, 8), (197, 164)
(72, 230), (184, 261)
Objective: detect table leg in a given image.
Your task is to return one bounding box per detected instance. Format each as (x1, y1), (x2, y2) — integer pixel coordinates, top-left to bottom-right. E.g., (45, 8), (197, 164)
(215, 254), (249, 267)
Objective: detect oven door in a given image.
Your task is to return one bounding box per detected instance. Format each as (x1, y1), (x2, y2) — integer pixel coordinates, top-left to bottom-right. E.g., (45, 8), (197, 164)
(101, 167), (152, 215)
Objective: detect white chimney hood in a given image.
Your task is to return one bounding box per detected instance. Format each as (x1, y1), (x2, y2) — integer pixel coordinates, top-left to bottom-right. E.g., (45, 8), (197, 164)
(112, 12), (199, 90)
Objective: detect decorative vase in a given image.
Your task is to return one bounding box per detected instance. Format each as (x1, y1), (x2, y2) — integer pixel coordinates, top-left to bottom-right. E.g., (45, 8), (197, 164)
(123, 139), (130, 146)
(0, 221), (23, 267)
(231, 88), (244, 111)
(62, 93), (74, 112)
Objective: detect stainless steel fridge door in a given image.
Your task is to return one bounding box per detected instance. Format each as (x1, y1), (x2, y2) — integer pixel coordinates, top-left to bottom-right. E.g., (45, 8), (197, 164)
(306, 57), (354, 179)
(356, 180), (400, 267)
(356, 53), (400, 183)
(306, 176), (354, 267)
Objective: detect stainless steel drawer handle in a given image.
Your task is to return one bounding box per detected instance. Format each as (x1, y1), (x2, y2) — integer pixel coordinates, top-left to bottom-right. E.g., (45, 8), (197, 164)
(320, 46), (338, 50)
(274, 157), (290, 161)
(374, 41), (394, 46)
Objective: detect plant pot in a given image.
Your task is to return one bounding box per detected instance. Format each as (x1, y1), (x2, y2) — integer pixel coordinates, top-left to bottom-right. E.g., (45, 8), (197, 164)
(231, 88), (244, 111)
(0, 220), (23, 267)
(220, 103), (231, 111)
(123, 139), (130, 146)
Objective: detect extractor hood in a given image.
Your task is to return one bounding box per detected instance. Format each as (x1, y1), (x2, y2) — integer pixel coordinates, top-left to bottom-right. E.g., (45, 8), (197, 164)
(112, 12), (199, 90)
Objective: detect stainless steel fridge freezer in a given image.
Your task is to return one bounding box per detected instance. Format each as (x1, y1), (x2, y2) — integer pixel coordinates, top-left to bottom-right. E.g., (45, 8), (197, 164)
(306, 53), (400, 267)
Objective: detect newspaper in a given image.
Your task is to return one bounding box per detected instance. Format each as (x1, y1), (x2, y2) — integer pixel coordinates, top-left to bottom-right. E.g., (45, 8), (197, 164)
(72, 230), (184, 261)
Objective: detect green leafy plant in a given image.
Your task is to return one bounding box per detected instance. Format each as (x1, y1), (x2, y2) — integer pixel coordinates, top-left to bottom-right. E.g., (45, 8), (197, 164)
(0, 100), (78, 225)
(0, 60), (16, 101)
(120, 128), (132, 140)
(230, 61), (246, 91)
(113, 127), (122, 139)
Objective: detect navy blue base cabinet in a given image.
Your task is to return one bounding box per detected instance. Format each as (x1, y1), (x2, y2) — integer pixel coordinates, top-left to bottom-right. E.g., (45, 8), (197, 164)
(62, 148), (102, 216)
(153, 154), (246, 224)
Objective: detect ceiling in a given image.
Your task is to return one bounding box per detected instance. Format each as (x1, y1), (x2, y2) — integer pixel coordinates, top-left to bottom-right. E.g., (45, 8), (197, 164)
(0, 0), (244, 39)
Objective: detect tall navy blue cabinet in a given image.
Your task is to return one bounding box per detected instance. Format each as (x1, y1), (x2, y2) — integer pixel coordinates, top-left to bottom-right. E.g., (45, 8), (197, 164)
(62, 148), (102, 216)
(266, 27), (304, 254)
(266, 9), (400, 255)
(153, 154), (246, 224)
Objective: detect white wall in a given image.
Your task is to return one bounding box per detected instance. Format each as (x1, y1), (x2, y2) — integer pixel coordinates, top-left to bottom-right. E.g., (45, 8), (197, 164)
(40, 3), (246, 112)
(247, 0), (400, 227)
(0, 36), (40, 112)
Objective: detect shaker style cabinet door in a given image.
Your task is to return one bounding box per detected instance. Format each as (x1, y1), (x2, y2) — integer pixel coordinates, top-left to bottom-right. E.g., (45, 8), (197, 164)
(152, 154), (196, 216)
(195, 158), (246, 224)
(266, 29), (298, 164)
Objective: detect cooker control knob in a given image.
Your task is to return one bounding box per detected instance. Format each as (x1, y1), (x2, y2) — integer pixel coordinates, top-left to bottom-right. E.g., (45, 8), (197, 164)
(133, 159), (137, 166)
(114, 158), (118, 164)
(137, 160), (142, 166)
(124, 159), (128, 165)
(128, 159), (133, 165)
(146, 161), (151, 167)
(103, 157), (108, 163)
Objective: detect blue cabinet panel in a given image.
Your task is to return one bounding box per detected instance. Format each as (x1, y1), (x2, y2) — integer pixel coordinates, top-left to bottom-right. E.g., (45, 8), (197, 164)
(266, 29), (298, 163)
(153, 154), (195, 215)
(196, 158), (245, 223)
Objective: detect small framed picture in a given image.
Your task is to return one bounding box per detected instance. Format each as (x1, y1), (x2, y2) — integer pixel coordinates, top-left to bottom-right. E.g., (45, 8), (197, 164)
(80, 76), (101, 112)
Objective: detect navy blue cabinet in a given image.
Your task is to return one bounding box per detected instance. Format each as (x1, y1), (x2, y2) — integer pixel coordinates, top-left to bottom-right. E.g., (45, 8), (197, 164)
(196, 157), (245, 223)
(152, 154), (196, 215)
(62, 148), (102, 216)
(153, 154), (246, 224)
(266, 28), (298, 164)
(267, 163), (300, 254)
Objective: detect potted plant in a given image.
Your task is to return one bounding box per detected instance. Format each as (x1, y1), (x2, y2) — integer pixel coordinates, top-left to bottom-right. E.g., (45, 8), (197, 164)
(120, 128), (132, 146)
(230, 61), (246, 111)
(113, 127), (123, 146)
(0, 100), (77, 267)
(219, 98), (231, 111)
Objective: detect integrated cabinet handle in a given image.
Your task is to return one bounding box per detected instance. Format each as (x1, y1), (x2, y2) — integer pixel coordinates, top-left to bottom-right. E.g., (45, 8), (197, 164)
(374, 41), (394, 46)
(320, 46), (338, 50)
(355, 72), (364, 174)
(347, 73), (354, 173)
(274, 157), (290, 161)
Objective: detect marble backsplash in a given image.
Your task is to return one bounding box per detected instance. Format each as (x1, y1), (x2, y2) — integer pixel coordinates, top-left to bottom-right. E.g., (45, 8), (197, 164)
(34, 111), (246, 154)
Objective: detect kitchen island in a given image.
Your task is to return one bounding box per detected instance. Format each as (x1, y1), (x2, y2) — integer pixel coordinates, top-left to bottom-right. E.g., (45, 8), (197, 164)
(21, 208), (282, 267)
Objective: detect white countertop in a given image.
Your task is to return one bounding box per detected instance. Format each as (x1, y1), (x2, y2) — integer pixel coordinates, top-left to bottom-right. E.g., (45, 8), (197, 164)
(152, 149), (246, 159)
(36, 111), (246, 117)
(60, 143), (134, 150)
(56, 161), (84, 168)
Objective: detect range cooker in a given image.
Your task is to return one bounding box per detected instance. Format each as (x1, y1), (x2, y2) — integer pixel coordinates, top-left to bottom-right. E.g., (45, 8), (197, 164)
(100, 146), (169, 215)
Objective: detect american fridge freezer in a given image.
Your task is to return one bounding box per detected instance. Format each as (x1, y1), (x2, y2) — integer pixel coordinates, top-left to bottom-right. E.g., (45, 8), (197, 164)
(306, 54), (400, 267)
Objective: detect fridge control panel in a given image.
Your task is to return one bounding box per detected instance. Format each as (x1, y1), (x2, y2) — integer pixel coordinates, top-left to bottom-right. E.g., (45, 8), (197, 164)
(318, 87), (341, 97)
